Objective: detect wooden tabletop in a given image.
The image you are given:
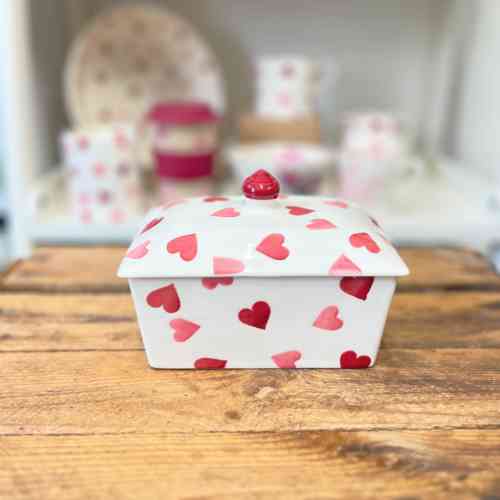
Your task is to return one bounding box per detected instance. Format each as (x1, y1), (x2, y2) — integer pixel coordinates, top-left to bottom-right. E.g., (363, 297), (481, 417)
(1, 246), (500, 499)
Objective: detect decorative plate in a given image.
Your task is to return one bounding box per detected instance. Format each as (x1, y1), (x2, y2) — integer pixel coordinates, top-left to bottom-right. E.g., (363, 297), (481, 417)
(64, 4), (225, 127)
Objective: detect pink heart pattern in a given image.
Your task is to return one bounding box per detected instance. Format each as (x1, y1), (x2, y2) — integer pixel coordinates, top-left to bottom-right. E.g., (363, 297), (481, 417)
(324, 200), (348, 209)
(329, 254), (362, 275)
(313, 306), (344, 331)
(211, 208), (240, 218)
(306, 219), (336, 230)
(126, 240), (150, 259)
(170, 318), (200, 342)
(125, 196), (400, 368)
(213, 257), (245, 275)
(272, 351), (301, 368)
(286, 205), (315, 216)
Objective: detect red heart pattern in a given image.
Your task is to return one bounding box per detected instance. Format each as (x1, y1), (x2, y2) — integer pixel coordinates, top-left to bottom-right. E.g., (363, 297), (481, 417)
(202, 277), (234, 290)
(340, 276), (374, 301)
(141, 217), (164, 234)
(213, 257), (245, 275)
(203, 196), (228, 202)
(256, 233), (289, 260)
(146, 284), (180, 313)
(170, 318), (200, 342)
(340, 350), (371, 369)
(272, 350), (301, 368)
(126, 240), (150, 259)
(167, 233), (198, 261)
(211, 208), (240, 218)
(306, 219), (336, 230)
(313, 306), (343, 331)
(349, 232), (381, 254)
(239, 301), (271, 330)
(194, 358), (227, 369)
(286, 205), (315, 216)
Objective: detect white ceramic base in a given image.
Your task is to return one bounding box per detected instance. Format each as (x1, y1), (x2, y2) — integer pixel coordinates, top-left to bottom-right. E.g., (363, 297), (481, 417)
(129, 276), (396, 369)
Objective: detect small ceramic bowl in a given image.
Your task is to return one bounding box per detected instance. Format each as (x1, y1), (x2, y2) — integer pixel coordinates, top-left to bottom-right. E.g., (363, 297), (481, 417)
(225, 142), (335, 194)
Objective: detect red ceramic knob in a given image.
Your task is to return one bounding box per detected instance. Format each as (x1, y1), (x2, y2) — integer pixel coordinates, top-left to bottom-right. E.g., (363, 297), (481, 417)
(242, 169), (280, 200)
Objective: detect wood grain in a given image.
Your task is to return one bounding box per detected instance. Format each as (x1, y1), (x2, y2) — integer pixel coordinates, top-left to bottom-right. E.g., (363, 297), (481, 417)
(1, 349), (499, 435)
(2, 246), (500, 499)
(1, 430), (499, 500)
(2, 290), (500, 352)
(2, 246), (499, 293)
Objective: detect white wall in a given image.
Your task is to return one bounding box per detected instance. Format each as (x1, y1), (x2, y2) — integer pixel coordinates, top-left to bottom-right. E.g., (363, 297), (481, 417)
(456, 0), (500, 176)
(27, 0), (455, 175)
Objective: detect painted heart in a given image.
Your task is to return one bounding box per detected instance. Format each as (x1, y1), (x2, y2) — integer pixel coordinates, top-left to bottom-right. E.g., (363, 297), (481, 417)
(170, 318), (200, 342)
(329, 254), (362, 275)
(194, 357), (227, 369)
(286, 205), (315, 216)
(213, 257), (245, 275)
(349, 232), (381, 254)
(340, 350), (372, 369)
(141, 217), (164, 234)
(203, 196), (228, 202)
(238, 301), (271, 330)
(146, 284), (180, 313)
(256, 233), (289, 260)
(272, 350), (301, 368)
(202, 277), (234, 290)
(162, 199), (185, 210)
(313, 306), (343, 331)
(306, 219), (336, 230)
(340, 276), (374, 301)
(211, 208), (240, 218)
(324, 200), (348, 208)
(126, 240), (150, 259)
(167, 234), (197, 261)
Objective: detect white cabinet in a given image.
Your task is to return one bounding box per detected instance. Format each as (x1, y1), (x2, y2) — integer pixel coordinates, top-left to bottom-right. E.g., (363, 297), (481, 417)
(1, 0), (498, 257)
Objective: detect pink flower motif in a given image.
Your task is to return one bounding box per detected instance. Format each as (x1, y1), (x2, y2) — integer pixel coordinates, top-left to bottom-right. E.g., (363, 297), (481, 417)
(111, 209), (126, 224)
(94, 163), (107, 177)
(80, 208), (92, 224)
(78, 137), (89, 150)
(78, 193), (91, 206)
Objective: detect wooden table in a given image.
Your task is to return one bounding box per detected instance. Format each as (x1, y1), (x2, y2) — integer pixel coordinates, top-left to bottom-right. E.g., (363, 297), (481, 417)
(1, 246), (500, 499)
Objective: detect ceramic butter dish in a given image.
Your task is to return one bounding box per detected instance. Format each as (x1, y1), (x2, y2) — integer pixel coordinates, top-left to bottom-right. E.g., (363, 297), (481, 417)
(118, 169), (409, 369)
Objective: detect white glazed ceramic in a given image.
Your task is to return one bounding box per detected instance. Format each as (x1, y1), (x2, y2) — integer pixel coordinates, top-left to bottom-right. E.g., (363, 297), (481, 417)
(61, 124), (142, 224)
(226, 142), (335, 194)
(255, 56), (335, 118)
(338, 112), (414, 202)
(118, 170), (408, 369)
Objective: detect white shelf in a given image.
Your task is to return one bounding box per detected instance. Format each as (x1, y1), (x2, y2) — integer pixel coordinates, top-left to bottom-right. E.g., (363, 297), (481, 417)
(29, 163), (500, 252)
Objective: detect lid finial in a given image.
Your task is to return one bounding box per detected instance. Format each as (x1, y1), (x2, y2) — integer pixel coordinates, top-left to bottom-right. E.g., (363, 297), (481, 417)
(243, 169), (280, 200)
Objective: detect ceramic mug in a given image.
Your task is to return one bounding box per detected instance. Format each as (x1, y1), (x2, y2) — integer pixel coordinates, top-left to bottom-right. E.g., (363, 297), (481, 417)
(255, 56), (336, 118)
(61, 124), (142, 224)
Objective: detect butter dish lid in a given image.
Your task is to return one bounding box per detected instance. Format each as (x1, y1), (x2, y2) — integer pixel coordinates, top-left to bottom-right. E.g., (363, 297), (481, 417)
(118, 170), (409, 278)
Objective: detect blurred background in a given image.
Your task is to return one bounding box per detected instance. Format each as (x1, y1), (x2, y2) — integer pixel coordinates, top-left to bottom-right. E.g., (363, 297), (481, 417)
(2, 0), (500, 269)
